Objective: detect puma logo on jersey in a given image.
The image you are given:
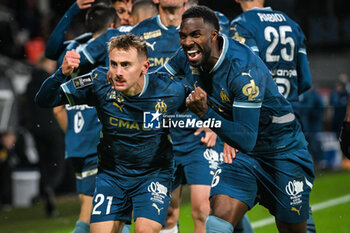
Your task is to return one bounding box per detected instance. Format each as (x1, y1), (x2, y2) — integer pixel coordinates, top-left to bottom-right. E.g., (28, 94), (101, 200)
(291, 206), (302, 215)
(113, 102), (124, 112)
(242, 70), (252, 78)
(152, 203), (163, 215)
(146, 41), (156, 51)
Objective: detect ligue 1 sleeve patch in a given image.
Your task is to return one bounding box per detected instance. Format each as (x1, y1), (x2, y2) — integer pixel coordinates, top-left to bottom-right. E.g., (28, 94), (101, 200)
(72, 74), (93, 89)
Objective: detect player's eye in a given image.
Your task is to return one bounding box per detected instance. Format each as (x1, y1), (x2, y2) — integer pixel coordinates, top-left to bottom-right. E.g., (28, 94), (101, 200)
(110, 61), (117, 67)
(121, 62), (130, 67)
(117, 9), (126, 14)
(192, 32), (201, 38)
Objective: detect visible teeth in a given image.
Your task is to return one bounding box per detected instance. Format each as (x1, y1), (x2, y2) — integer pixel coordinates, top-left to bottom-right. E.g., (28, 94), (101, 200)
(187, 50), (198, 54)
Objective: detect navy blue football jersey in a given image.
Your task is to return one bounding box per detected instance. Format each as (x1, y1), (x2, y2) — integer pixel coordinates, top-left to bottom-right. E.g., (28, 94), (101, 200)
(80, 26), (133, 67)
(229, 7), (312, 115)
(35, 67), (186, 173)
(131, 15), (216, 155)
(131, 15), (181, 71)
(215, 11), (230, 36)
(164, 35), (308, 155)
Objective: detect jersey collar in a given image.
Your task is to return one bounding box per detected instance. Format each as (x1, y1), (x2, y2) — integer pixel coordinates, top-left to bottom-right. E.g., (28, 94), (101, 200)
(156, 15), (181, 30)
(247, 7), (272, 12)
(138, 74), (149, 97)
(209, 34), (229, 74)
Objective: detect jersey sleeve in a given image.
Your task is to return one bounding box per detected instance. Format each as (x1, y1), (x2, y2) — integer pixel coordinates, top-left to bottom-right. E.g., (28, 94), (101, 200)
(35, 68), (97, 108)
(45, 3), (81, 60)
(216, 11), (230, 36)
(296, 26), (312, 94)
(35, 68), (70, 107)
(60, 72), (98, 106)
(162, 48), (187, 76)
(229, 18), (259, 54)
(201, 66), (266, 152)
(79, 29), (118, 67)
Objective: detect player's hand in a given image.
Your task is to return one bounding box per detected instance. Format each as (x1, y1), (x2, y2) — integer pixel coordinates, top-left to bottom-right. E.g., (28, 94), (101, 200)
(223, 143), (238, 164)
(77, 0), (94, 9)
(340, 121), (350, 159)
(186, 87), (208, 118)
(62, 50), (80, 76)
(194, 127), (217, 147)
(106, 70), (117, 89)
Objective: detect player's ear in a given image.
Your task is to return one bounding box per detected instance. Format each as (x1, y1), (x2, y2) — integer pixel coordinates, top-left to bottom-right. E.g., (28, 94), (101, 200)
(142, 59), (150, 75)
(211, 30), (219, 41)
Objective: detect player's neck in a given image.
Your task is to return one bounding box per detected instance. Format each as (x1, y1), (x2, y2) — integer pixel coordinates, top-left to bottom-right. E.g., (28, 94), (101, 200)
(158, 7), (184, 27)
(122, 75), (145, 96)
(202, 37), (222, 73)
(241, 2), (264, 12)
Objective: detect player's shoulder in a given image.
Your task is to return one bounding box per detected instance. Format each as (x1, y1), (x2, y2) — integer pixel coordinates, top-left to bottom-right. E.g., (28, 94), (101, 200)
(226, 36), (269, 75)
(146, 71), (185, 96)
(74, 32), (93, 43)
(227, 36), (257, 65)
(63, 32), (92, 48)
(89, 67), (108, 85)
(215, 11), (229, 24)
(131, 16), (158, 32)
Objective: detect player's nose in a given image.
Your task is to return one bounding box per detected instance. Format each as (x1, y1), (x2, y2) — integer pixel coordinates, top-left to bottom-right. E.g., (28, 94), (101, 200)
(182, 36), (195, 48)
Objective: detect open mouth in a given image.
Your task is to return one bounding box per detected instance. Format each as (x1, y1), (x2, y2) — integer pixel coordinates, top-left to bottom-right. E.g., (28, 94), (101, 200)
(186, 49), (201, 62)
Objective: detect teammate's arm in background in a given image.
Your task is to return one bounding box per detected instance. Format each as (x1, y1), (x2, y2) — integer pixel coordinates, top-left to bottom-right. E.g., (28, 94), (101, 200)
(340, 97), (350, 159)
(53, 106), (68, 132)
(296, 26), (312, 95)
(45, 0), (94, 60)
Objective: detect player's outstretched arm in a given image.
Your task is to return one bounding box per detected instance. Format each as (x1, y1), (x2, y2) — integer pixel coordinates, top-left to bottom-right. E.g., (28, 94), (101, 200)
(45, 0), (94, 60)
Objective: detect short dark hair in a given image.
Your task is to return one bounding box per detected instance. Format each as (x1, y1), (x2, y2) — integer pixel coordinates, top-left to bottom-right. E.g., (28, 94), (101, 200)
(86, 4), (118, 34)
(108, 33), (148, 58)
(132, 0), (157, 15)
(182, 5), (220, 31)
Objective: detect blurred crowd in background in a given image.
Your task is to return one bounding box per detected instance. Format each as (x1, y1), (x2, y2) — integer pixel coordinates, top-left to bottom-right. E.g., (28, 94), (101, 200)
(0, 0), (349, 215)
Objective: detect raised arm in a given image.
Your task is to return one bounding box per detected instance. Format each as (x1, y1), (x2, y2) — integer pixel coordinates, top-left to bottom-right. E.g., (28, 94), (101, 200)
(45, 0), (94, 59)
(35, 50), (83, 108)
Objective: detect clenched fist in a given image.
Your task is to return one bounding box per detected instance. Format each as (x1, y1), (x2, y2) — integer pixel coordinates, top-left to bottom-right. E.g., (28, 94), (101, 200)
(62, 49), (80, 76)
(186, 87), (208, 118)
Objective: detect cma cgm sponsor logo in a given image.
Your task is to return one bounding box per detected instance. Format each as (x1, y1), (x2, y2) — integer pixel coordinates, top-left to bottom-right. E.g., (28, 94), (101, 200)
(285, 180), (304, 206)
(148, 57), (170, 67)
(148, 182), (168, 204)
